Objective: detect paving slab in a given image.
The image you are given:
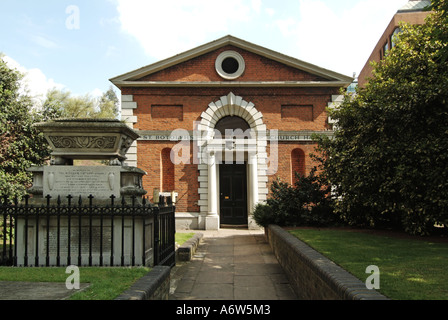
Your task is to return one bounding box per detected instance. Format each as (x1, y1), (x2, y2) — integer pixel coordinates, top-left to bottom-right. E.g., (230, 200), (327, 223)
(170, 228), (298, 300)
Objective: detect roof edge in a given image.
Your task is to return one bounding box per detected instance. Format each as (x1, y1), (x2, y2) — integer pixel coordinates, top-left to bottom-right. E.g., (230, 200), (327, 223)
(110, 35), (353, 85)
(112, 80), (352, 88)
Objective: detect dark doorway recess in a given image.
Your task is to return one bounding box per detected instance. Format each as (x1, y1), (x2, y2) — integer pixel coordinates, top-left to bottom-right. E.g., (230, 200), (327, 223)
(219, 164), (248, 226)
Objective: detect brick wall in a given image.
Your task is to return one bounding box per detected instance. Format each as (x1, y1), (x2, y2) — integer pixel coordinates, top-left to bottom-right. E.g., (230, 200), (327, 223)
(124, 87), (335, 132)
(115, 266), (171, 300)
(267, 142), (320, 187)
(137, 140), (321, 213)
(122, 45), (341, 214)
(130, 88), (334, 213)
(139, 46), (328, 83)
(267, 225), (388, 300)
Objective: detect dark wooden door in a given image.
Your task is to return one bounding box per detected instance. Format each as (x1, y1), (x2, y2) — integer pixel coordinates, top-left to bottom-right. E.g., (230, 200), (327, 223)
(219, 164), (248, 225)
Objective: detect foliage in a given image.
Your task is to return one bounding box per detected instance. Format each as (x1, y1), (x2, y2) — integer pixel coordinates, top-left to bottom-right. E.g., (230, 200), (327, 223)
(42, 86), (119, 119)
(429, 0), (448, 63)
(0, 56), (51, 200)
(253, 168), (337, 227)
(1, 56), (120, 200)
(252, 203), (275, 227)
(316, 5), (448, 235)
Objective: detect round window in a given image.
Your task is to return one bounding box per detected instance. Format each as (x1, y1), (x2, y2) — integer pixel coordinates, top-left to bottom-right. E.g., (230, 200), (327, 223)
(222, 57), (239, 74)
(215, 51), (245, 80)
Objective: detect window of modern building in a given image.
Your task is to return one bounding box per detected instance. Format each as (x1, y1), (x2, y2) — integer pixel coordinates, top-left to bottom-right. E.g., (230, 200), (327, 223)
(391, 27), (402, 48)
(381, 41), (389, 60)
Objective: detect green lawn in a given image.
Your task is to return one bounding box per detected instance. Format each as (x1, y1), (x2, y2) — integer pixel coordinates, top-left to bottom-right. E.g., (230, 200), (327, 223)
(289, 228), (448, 300)
(0, 233), (196, 300)
(176, 233), (195, 246)
(0, 266), (150, 300)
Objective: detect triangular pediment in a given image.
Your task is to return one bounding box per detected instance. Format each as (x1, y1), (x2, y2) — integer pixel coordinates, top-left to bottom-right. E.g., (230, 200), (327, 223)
(110, 35), (353, 88)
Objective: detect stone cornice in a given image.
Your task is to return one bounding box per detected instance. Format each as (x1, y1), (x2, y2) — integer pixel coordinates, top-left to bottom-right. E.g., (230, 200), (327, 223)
(110, 35), (353, 87)
(112, 80), (351, 88)
(136, 129), (334, 141)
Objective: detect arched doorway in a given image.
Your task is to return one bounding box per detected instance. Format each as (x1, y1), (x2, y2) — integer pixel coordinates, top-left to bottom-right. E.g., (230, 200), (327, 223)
(215, 116), (251, 226)
(197, 92), (268, 230)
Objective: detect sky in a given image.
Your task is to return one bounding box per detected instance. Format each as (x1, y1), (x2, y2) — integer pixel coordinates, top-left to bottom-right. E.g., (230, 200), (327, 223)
(0, 0), (409, 105)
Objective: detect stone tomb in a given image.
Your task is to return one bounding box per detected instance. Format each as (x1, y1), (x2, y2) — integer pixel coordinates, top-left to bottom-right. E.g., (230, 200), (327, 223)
(28, 119), (147, 202)
(19, 119), (153, 267)
(15, 215), (153, 267)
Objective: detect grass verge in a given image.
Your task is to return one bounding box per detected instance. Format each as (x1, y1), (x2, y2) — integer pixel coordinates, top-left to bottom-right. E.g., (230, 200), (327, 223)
(289, 228), (448, 300)
(0, 233), (195, 300)
(175, 233), (195, 246)
(0, 267), (150, 300)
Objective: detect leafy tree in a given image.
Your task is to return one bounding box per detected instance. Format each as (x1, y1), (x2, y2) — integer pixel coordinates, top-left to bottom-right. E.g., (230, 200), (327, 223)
(315, 3), (448, 235)
(0, 55), (51, 199)
(41, 86), (119, 119)
(1, 55), (120, 200)
(429, 0), (448, 62)
(97, 86), (120, 118)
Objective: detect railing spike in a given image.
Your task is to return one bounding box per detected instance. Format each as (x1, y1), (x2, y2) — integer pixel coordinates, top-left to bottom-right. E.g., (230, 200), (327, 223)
(67, 195), (73, 207)
(131, 195), (136, 206)
(46, 195), (51, 206)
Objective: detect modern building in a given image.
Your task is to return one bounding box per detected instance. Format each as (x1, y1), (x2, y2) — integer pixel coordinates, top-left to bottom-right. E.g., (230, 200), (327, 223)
(110, 35), (352, 230)
(358, 0), (432, 87)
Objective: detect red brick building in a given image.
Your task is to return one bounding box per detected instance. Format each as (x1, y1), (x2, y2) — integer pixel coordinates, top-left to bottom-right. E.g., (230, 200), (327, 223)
(110, 35), (352, 230)
(358, 0), (431, 87)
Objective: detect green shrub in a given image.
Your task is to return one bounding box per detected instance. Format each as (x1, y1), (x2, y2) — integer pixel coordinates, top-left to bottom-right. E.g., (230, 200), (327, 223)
(253, 168), (338, 227)
(252, 203), (275, 227)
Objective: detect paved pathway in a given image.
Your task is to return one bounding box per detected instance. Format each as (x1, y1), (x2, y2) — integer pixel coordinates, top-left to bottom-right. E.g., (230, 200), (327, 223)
(0, 228), (297, 300)
(169, 228), (297, 300)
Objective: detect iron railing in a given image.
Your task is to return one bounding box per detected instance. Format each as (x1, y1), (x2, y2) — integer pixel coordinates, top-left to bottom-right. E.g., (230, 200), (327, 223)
(0, 195), (175, 268)
(154, 204), (176, 267)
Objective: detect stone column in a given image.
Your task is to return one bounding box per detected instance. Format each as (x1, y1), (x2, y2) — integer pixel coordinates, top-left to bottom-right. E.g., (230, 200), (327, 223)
(206, 151), (219, 230)
(249, 152), (259, 211)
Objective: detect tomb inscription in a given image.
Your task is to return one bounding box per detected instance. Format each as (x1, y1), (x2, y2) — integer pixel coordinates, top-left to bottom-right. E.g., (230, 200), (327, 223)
(43, 166), (121, 199)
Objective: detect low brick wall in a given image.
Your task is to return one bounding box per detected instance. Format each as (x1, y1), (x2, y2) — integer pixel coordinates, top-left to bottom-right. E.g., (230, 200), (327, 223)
(115, 266), (171, 300)
(266, 225), (388, 300)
